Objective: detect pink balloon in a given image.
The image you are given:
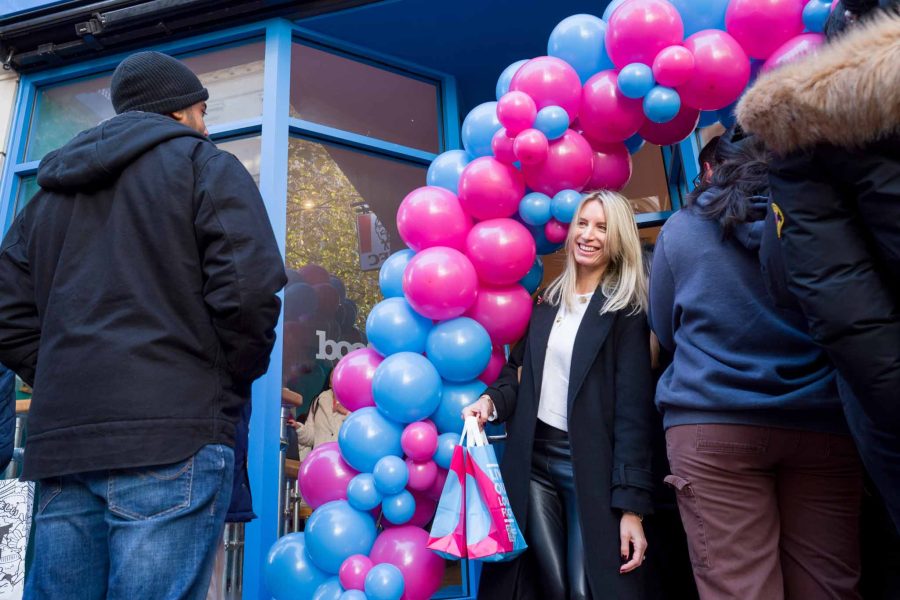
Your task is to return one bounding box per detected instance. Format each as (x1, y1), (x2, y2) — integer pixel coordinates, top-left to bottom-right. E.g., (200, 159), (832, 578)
(491, 129), (517, 165)
(652, 45), (695, 88)
(339, 554), (373, 591)
(397, 187), (473, 253)
(639, 105), (701, 146)
(513, 129), (549, 166)
(478, 345), (507, 386)
(426, 468), (449, 500)
(407, 492), (437, 528)
(606, 0), (685, 68)
(401, 421), (439, 462)
(497, 91), (537, 136)
(509, 56), (582, 121)
(369, 526), (445, 600)
(458, 157), (526, 221)
(466, 219), (537, 286)
(544, 219), (568, 244)
(465, 284), (533, 345)
(406, 459), (438, 492)
(761, 33), (826, 73)
(678, 30), (751, 111)
(402, 247), (479, 321)
(580, 70), (645, 143)
(726, 0), (804, 60)
(522, 130), (593, 196)
(587, 143), (633, 191)
(298, 442), (358, 510)
(332, 348), (383, 412)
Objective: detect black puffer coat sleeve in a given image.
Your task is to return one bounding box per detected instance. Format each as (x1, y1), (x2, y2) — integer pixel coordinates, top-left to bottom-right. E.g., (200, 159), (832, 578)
(194, 151), (287, 383)
(0, 212), (41, 385)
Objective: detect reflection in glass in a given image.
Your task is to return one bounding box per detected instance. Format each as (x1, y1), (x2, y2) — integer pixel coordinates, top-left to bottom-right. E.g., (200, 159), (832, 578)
(290, 44), (440, 153)
(217, 137), (262, 186)
(621, 144), (673, 214)
(15, 175), (39, 215)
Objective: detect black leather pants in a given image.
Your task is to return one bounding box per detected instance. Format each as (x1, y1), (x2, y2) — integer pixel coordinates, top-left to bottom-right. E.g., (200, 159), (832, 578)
(528, 430), (592, 600)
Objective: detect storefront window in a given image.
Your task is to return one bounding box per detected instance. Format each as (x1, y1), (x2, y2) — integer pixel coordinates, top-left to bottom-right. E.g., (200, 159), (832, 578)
(622, 144), (673, 214)
(290, 43), (440, 153)
(14, 175), (39, 215)
(218, 136), (262, 185)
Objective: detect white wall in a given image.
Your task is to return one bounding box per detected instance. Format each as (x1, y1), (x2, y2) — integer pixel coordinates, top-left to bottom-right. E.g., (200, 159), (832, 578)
(0, 68), (20, 175)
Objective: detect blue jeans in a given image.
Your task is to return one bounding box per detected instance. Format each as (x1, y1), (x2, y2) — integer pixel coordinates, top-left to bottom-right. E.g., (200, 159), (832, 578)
(25, 444), (234, 600)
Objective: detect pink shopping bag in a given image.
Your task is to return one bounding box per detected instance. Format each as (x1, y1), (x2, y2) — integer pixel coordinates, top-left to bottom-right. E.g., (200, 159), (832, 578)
(427, 433), (467, 559)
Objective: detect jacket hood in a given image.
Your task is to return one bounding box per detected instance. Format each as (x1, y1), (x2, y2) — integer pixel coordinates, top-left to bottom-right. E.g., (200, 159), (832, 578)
(694, 189), (766, 251)
(37, 111), (207, 191)
(737, 10), (900, 154)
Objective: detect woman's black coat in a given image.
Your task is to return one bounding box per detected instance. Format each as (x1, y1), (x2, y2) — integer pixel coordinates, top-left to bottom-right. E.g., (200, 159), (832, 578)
(477, 290), (656, 599)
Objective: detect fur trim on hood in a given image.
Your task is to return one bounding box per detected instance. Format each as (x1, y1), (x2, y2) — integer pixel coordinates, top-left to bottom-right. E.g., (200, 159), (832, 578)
(737, 10), (900, 154)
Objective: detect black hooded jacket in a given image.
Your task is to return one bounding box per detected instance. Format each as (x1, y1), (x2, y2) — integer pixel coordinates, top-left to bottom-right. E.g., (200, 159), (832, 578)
(0, 112), (286, 480)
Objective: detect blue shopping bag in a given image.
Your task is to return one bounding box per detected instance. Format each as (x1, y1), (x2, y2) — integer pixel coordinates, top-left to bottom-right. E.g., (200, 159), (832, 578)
(427, 431), (467, 559)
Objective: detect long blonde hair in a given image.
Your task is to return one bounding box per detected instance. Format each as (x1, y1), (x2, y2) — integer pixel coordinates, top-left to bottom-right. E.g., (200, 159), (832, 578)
(542, 191), (648, 315)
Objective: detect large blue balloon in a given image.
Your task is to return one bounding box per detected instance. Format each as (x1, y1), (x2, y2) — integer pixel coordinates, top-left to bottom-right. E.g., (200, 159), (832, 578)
(426, 318), (492, 382)
(305, 500), (377, 574)
(426, 150), (470, 195)
(462, 101), (502, 158)
(373, 455), (409, 496)
(667, 0), (729, 36)
(518, 192), (553, 226)
(533, 106), (570, 141)
(551, 189), (582, 224)
(366, 297), (432, 356)
(698, 110), (721, 128)
(382, 490), (416, 525)
(644, 86), (681, 124)
(618, 63), (656, 99)
(365, 563), (405, 600)
(430, 379), (487, 435)
(547, 14), (614, 83)
(602, 0), (628, 21)
(265, 533), (330, 600)
(338, 407), (404, 472)
(312, 578), (343, 600)
(340, 591), (368, 600)
(434, 432), (459, 469)
(284, 283), (318, 320)
(624, 133), (646, 155)
(519, 257), (544, 294)
(379, 250), (415, 299)
(372, 352), (443, 423)
(347, 473), (383, 511)
(496, 59), (529, 101)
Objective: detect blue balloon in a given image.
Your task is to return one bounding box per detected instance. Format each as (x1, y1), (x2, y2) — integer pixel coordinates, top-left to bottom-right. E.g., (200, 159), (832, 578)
(284, 282), (318, 320)
(496, 59), (529, 101)
(462, 101), (502, 158)
(624, 133), (646, 155)
(717, 101), (738, 129)
(519, 257), (544, 294)
(372, 352), (443, 423)
(340, 591), (368, 600)
(378, 250), (415, 299)
(430, 379), (487, 435)
(434, 432), (459, 469)
(373, 455), (409, 496)
(803, 0), (831, 33)
(426, 149), (470, 195)
(366, 297), (432, 356)
(533, 106), (570, 141)
(347, 473), (383, 511)
(551, 189), (582, 224)
(425, 317), (492, 382)
(698, 110), (721, 128)
(644, 86), (681, 124)
(365, 563), (405, 600)
(305, 500), (377, 574)
(338, 407), (404, 472)
(548, 14), (614, 83)
(602, 0), (628, 21)
(618, 63), (656, 99)
(382, 490), (416, 525)
(265, 533), (330, 600)
(518, 192), (553, 226)
(528, 224), (565, 255)
(312, 578), (344, 600)
(667, 0), (729, 36)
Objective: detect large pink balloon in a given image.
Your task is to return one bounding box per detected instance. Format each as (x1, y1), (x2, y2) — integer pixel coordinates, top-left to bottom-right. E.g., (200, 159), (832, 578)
(522, 130), (593, 196)
(401, 421), (438, 462)
(513, 129), (549, 166)
(402, 247), (479, 321)
(297, 442), (358, 510)
(587, 143), (633, 191)
(332, 348), (383, 412)
(369, 526), (445, 600)
(397, 186), (472, 253)
(478, 346), (507, 386)
(652, 45), (695, 88)
(580, 71), (645, 143)
(509, 56), (582, 121)
(457, 157), (525, 220)
(761, 33), (826, 73)
(678, 30), (751, 111)
(606, 0), (685, 68)
(466, 219), (536, 286)
(639, 105), (700, 146)
(726, 0), (804, 60)
(465, 284), (533, 345)
(497, 91), (537, 136)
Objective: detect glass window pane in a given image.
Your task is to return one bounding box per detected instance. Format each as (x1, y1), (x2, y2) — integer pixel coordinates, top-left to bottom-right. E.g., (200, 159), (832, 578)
(621, 144), (673, 214)
(217, 136), (262, 186)
(290, 44), (440, 153)
(26, 42), (264, 162)
(15, 175), (39, 215)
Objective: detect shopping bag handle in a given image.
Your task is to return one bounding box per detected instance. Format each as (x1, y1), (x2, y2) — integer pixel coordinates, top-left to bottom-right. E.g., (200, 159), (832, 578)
(462, 416), (489, 447)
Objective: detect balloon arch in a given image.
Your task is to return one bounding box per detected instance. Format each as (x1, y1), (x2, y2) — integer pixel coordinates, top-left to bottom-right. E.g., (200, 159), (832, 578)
(265, 1), (832, 598)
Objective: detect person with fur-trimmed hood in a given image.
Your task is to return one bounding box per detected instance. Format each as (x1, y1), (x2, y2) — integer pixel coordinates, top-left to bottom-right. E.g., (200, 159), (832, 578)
(737, 1), (900, 529)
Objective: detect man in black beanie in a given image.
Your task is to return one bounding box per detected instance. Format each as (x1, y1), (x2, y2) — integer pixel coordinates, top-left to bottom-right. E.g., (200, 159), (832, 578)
(0, 50), (286, 599)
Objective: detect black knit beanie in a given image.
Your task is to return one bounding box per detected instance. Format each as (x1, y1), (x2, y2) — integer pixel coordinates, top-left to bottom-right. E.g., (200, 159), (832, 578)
(110, 51), (209, 115)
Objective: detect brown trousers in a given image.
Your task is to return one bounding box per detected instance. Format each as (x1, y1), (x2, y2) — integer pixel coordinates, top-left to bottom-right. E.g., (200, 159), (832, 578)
(665, 424), (863, 600)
